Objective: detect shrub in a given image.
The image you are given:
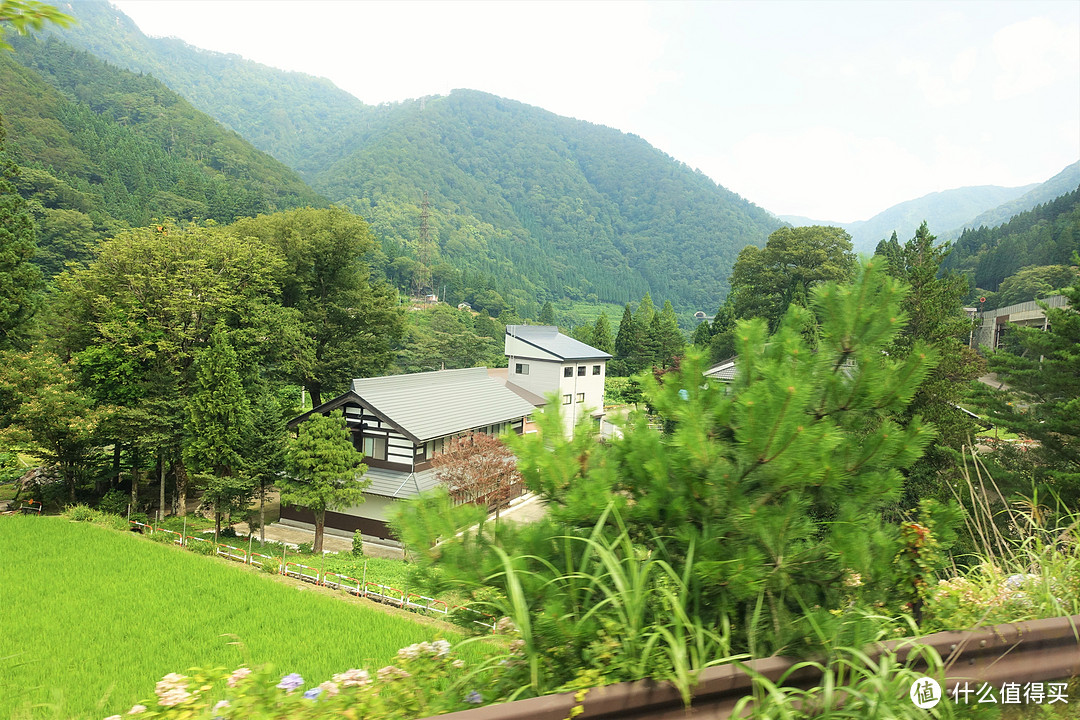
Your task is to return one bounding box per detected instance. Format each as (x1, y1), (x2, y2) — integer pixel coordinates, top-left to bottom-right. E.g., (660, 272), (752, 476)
(220, 526), (238, 539)
(296, 542), (313, 555)
(186, 539), (216, 556)
(64, 504), (99, 522)
(352, 531), (364, 557)
(97, 489), (127, 515)
(260, 557), (281, 574)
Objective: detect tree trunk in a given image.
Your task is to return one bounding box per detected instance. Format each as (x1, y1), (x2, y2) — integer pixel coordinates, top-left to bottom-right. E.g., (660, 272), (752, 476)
(314, 510), (325, 555)
(259, 479), (266, 544)
(112, 443), (121, 489)
(130, 447), (140, 515)
(158, 452), (167, 519)
(173, 459), (189, 517)
(308, 382), (322, 409)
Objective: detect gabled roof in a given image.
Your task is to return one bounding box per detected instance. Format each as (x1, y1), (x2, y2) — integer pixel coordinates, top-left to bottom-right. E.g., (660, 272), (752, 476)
(364, 467), (441, 498)
(348, 367), (536, 442)
(506, 325), (612, 361)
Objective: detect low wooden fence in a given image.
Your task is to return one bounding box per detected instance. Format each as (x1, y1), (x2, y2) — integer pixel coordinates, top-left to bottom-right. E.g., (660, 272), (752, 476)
(128, 520), (495, 631)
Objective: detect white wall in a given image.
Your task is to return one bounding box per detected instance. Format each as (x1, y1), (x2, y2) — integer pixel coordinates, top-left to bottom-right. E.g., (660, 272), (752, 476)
(557, 361), (606, 437)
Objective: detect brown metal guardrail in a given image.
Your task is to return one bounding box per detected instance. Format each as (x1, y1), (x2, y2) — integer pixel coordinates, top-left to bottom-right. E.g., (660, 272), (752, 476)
(419, 615), (1080, 720)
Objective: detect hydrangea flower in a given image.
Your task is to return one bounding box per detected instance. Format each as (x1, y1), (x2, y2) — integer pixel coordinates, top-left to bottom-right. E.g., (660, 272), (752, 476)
(127, 706), (147, 715)
(213, 700), (230, 711)
(332, 669), (371, 688)
(319, 681), (340, 697)
(277, 673), (305, 692)
(303, 688), (322, 700)
(227, 667), (252, 688)
(154, 673), (191, 707)
(465, 690), (484, 704)
(376, 665), (411, 682)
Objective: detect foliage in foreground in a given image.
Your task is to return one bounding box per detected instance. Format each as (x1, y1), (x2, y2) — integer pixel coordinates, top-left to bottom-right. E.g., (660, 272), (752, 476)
(393, 262), (947, 698)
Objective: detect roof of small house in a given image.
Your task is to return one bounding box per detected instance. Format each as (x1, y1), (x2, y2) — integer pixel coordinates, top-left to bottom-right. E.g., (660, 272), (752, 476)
(364, 467), (441, 498)
(505, 325), (612, 361)
(346, 367), (536, 442)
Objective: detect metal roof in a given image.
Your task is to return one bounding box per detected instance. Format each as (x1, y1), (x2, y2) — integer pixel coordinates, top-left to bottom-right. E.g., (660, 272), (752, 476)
(350, 367), (536, 442)
(364, 467), (441, 498)
(506, 325), (612, 361)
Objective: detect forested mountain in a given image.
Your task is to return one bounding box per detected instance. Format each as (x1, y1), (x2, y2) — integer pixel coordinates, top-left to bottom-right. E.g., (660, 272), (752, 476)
(942, 186), (1080, 298)
(941, 161), (1080, 240)
(0, 34), (324, 274)
(47, 1), (782, 314)
(783, 183), (1037, 254)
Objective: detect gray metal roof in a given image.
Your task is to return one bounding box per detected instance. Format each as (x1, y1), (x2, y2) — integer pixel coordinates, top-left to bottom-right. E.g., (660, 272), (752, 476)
(364, 467), (441, 498)
(506, 325), (612, 360)
(350, 367), (536, 442)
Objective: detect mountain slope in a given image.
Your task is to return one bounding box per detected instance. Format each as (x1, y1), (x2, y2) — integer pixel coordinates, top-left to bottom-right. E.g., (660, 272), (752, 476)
(0, 34), (324, 274)
(784, 184), (1037, 253)
(317, 90), (783, 312)
(47, 0), (376, 178)
(941, 161), (1080, 240)
(49, 2), (781, 313)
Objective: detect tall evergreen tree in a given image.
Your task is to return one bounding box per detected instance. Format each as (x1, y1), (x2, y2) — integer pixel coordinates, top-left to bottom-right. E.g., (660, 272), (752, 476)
(691, 319), (712, 347)
(185, 324), (254, 535)
(0, 118), (43, 348)
(282, 410), (370, 554)
(657, 300), (685, 366)
(591, 312), (614, 354)
(538, 301), (556, 325)
(612, 303), (638, 376)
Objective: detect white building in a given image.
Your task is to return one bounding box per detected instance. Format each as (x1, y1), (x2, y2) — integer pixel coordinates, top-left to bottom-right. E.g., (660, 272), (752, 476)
(504, 325), (611, 438)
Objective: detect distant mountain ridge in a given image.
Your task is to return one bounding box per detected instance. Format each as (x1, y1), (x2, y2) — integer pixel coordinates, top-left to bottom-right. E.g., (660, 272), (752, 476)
(48, 1), (783, 313)
(783, 184), (1038, 253)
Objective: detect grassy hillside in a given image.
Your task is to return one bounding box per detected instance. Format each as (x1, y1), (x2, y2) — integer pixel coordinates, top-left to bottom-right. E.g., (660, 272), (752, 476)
(0, 516), (467, 720)
(0, 35), (324, 275)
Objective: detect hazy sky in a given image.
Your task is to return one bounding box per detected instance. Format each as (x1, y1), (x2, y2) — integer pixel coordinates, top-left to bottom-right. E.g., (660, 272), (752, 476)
(111, 0), (1079, 223)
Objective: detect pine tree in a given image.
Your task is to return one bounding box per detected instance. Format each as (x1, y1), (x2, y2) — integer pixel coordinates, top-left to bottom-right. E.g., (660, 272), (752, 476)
(977, 267), (1080, 501)
(282, 410), (370, 553)
(612, 303), (638, 376)
(184, 324), (253, 536)
(538, 301), (556, 325)
(691, 319), (712, 347)
(657, 300), (685, 366)
(0, 117), (43, 348)
(591, 312), (614, 354)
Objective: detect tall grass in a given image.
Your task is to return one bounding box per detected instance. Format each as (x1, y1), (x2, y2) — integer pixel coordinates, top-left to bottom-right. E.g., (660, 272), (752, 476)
(0, 516), (476, 720)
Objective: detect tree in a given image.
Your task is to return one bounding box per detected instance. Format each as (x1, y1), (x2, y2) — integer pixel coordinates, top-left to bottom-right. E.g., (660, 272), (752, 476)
(0, 0), (72, 50)
(0, 119), (43, 349)
(656, 300), (685, 367)
(538, 301), (556, 325)
(612, 303), (638, 376)
(184, 324), (254, 536)
(281, 410), (369, 554)
(691, 318), (712, 347)
(976, 267), (1080, 501)
(591, 312), (614, 354)
(231, 208), (404, 406)
(432, 432), (521, 528)
(54, 222), (302, 514)
(393, 261), (943, 687)
(728, 225), (856, 331)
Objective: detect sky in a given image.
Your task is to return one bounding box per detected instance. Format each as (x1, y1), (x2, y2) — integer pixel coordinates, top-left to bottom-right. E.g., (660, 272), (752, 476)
(111, 0), (1079, 223)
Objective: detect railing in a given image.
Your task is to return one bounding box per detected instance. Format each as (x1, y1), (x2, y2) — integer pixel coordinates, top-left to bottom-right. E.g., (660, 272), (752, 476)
(126, 519), (494, 630)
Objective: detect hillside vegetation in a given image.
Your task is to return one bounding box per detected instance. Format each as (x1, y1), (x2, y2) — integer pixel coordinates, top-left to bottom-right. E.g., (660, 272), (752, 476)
(49, 1), (782, 314)
(0, 34), (324, 274)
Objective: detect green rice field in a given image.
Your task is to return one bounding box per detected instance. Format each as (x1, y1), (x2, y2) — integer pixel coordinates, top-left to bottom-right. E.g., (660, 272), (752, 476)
(0, 516), (472, 719)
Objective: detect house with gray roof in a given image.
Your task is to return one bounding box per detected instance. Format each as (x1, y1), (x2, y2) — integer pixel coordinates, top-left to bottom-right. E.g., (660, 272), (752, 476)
(504, 325), (611, 438)
(283, 367), (538, 540)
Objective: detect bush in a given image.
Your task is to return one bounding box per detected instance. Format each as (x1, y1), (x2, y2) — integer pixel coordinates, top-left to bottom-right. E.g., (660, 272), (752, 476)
(97, 489), (127, 515)
(260, 557), (281, 574)
(296, 542), (313, 555)
(186, 538), (216, 556)
(129, 512), (149, 525)
(352, 531), (364, 557)
(220, 526), (238, 539)
(64, 504), (99, 522)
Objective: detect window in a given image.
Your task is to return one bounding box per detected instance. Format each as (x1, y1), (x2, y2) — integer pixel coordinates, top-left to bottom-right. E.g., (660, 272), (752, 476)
(576, 366), (585, 376)
(515, 363), (529, 375)
(562, 394), (572, 404)
(361, 435), (387, 460)
(593, 365), (601, 375)
(564, 366), (573, 377)
(576, 393), (585, 402)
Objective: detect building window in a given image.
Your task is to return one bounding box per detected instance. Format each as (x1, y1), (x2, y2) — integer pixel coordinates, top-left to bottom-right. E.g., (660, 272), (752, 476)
(361, 435), (387, 461)
(564, 366), (573, 377)
(592, 365), (601, 375)
(515, 363), (529, 375)
(577, 366), (586, 376)
(576, 392), (585, 402)
(562, 394), (572, 404)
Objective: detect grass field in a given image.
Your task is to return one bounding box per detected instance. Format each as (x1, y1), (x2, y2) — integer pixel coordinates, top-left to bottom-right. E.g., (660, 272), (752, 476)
(0, 516), (476, 719)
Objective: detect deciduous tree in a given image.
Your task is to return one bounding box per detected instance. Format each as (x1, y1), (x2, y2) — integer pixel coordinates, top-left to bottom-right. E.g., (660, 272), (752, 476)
(432, 431), (521, 528)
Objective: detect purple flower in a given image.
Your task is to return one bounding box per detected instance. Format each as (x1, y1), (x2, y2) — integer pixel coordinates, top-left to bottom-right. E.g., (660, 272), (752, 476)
(277, 673), (304, 692)
(465, 690), (483, 705)
(303, 687), (322, 700)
